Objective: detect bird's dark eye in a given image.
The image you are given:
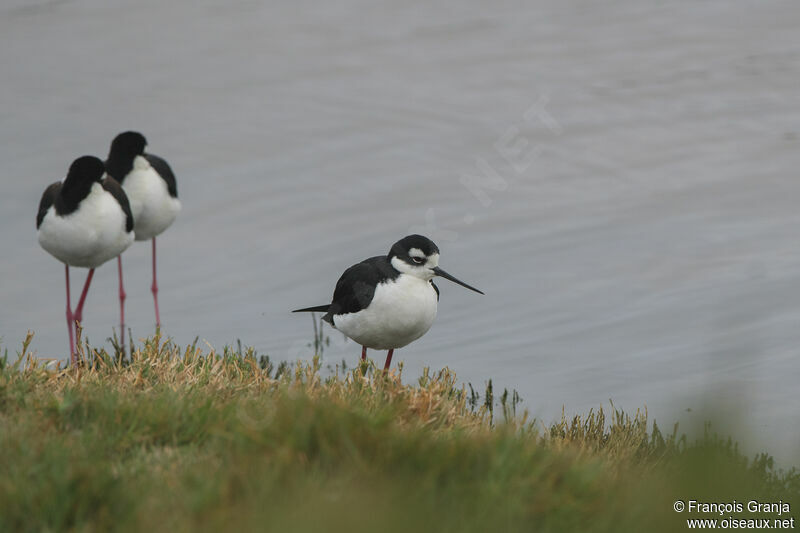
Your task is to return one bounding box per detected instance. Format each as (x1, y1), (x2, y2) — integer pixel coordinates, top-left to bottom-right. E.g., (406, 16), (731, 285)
(411, 256), (425, 264)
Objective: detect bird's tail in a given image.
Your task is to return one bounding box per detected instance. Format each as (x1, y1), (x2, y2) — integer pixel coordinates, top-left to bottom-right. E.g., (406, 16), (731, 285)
(292, 304), (330, 313)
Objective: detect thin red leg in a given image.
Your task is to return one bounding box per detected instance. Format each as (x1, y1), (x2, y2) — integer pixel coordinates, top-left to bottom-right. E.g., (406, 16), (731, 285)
(151, 237), (161, 328)
(71, 268), (94, 362)
(383, 349), (394, 372)
(361, 346), (367, 361)
(118, 256), (126, 352)
(73, 268), (95, 341)
(65, 265), (75, 364)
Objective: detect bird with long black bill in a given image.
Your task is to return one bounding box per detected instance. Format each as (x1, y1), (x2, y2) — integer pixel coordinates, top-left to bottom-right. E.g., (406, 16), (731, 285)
(293, 235), (483, 370)
(105, 131), (181, 349)
(36, 156), (134, 363)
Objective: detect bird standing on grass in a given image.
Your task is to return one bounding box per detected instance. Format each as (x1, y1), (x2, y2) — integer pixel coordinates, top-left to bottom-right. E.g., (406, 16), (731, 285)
(105, 131), (181, 349)
(36, 156), (135, 363)
(293, 235), (483, 370)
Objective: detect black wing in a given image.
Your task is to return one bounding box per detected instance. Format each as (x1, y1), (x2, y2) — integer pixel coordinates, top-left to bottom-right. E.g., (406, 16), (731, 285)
(326, 256), (398, 319)
(102, 177), (134, 232)
(145, 153), (177, 198)
(293, 256), (398, 326)
(36, 182), (61, 229)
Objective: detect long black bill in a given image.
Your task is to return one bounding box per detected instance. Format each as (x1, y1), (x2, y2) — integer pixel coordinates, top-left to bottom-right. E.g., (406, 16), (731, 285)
(432, 267), (484, 295)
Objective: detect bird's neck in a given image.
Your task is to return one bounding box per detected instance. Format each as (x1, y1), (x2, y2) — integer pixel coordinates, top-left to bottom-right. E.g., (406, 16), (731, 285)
(58, 178), (98, 216)
(105, 152), (140, 183)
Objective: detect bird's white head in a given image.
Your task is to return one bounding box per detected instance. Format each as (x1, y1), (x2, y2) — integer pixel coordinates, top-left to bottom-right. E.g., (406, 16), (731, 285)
(389, 234), (440, 280)
(388, 235), (484, 294)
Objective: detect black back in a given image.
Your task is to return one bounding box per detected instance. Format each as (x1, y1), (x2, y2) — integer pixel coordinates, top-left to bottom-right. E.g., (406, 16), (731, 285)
(36, 182), (61, 229)
(145, 153), (178, 197)
(36, 156), (106, 228)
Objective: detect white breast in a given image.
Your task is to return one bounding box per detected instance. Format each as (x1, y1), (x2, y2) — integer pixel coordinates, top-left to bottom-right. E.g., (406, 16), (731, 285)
(333, 274), (439, 350)
(122, 155), (181, 241)
(37, 182), (134, 268)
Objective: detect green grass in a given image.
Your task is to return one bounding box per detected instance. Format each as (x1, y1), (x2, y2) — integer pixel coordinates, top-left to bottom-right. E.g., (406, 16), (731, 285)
(0, 331), (797, 532)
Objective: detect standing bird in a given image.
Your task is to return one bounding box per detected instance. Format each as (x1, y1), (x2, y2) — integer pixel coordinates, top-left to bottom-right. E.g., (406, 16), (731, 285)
(105, 131), (181, 348)
(37, 156), (135, 363)
(293, 235), (483, 370)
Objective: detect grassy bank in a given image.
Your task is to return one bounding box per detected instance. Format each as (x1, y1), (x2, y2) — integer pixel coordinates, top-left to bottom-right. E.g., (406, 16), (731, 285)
(1, 332), (797, 532)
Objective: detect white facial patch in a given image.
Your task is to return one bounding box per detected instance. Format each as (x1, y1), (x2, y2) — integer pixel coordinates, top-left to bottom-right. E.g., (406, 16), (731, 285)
(391, 251), (437, 280)
(409, 248), (439, 267)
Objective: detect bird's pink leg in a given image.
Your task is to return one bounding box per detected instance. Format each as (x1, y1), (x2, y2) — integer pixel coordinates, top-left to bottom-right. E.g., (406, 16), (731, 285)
(151, 237), (161, 328)
(383, 349), (394, 372)
(357, 346), (369, 375)
(118, 256), (126, 352)
(65, 265), (75, 364)
(71, 268), (95, 362)
(73, 268), (95, 339)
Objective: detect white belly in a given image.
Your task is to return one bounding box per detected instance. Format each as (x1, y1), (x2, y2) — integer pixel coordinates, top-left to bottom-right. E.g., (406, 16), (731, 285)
(122, 156), (181, 241)
(37, 183), (134, 268)
(333, 275), (438, 350)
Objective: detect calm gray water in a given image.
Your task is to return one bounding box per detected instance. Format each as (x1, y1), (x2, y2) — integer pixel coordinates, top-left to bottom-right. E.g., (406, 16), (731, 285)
(2, 0), (799, 461)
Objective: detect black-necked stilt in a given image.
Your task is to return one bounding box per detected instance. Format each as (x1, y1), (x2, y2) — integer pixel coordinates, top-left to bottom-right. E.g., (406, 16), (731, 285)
(36, 156), (135, 363)
(105, 131), (181, 347)
(293, 234), (483, 371)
